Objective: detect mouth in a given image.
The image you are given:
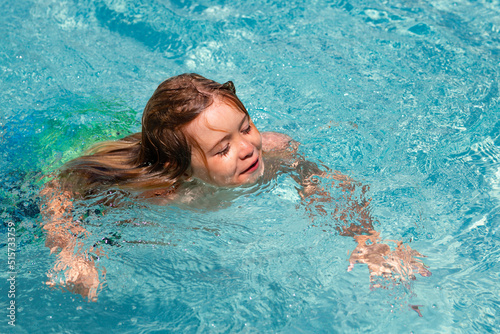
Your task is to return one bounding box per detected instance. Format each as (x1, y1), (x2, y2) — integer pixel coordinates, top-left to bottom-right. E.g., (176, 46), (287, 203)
(241, 157), (260, 175)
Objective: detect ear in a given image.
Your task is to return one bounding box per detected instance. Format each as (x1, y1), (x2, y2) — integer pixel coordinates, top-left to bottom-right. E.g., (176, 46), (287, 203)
(182, 166), (193, 181)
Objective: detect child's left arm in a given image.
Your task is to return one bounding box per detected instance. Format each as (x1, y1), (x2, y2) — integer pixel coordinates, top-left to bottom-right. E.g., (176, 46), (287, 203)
(348, 231), (432, 288)
(261, 132), (298, 153)
(266, 135), (431, 285)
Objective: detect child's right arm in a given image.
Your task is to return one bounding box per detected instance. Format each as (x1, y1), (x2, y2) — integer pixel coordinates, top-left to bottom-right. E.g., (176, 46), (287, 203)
(40, 180), (105, 301)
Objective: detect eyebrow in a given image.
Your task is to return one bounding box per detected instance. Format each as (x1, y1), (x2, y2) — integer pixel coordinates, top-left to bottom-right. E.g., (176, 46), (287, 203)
(208, 114), (249, 153)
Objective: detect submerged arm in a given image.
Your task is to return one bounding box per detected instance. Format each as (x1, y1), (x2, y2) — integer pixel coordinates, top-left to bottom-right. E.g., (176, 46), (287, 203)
(266, 134), (431, 284)
(40, 180), (106, 301)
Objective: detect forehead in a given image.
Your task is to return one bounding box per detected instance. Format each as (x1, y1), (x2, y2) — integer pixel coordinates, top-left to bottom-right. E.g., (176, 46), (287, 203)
(201, 100), (243, 127)
(184, 99), (246, 149)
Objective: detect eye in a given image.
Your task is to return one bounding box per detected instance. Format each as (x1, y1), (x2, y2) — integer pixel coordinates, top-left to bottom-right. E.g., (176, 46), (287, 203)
(242, 124), (252, 134)
(217, 144), (230, 157)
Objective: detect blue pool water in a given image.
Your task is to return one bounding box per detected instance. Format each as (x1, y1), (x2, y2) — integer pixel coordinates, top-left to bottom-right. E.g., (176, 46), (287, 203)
(1, 0), (499, 332)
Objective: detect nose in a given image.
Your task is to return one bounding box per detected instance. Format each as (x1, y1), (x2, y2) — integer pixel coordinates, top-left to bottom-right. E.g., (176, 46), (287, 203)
(239, 138), (254, 159)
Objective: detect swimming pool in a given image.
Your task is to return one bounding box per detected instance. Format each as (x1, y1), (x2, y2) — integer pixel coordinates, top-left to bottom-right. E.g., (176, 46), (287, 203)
(1, 0), (499, 332)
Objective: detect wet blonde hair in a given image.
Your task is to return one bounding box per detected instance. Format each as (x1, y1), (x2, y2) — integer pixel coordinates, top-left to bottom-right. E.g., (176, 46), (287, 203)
(60, 73), (248, 194)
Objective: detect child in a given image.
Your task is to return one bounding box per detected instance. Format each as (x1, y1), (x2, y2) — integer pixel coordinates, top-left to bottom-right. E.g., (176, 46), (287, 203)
(41, 73), (430, 301)
(56, 73), (296, 199)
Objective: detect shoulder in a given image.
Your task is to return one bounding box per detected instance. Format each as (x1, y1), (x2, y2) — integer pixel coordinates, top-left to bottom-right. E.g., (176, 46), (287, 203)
(261, 131), (298, 153)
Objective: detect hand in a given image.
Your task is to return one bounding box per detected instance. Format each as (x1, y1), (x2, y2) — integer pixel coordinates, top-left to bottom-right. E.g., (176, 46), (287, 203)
(348, 231), (431, 287)
(47, 245), (106, 302)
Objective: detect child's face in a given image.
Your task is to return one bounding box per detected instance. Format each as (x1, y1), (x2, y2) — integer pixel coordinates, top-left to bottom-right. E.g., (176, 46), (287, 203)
(184, 99), (264, 187)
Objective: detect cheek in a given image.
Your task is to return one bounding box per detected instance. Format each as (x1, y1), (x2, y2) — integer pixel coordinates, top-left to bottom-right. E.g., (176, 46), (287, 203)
(189, 154), (210, 178)
(196, 156), (235, 178)
(213, 155), (237, 173)
(254, 132), (263, 149)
